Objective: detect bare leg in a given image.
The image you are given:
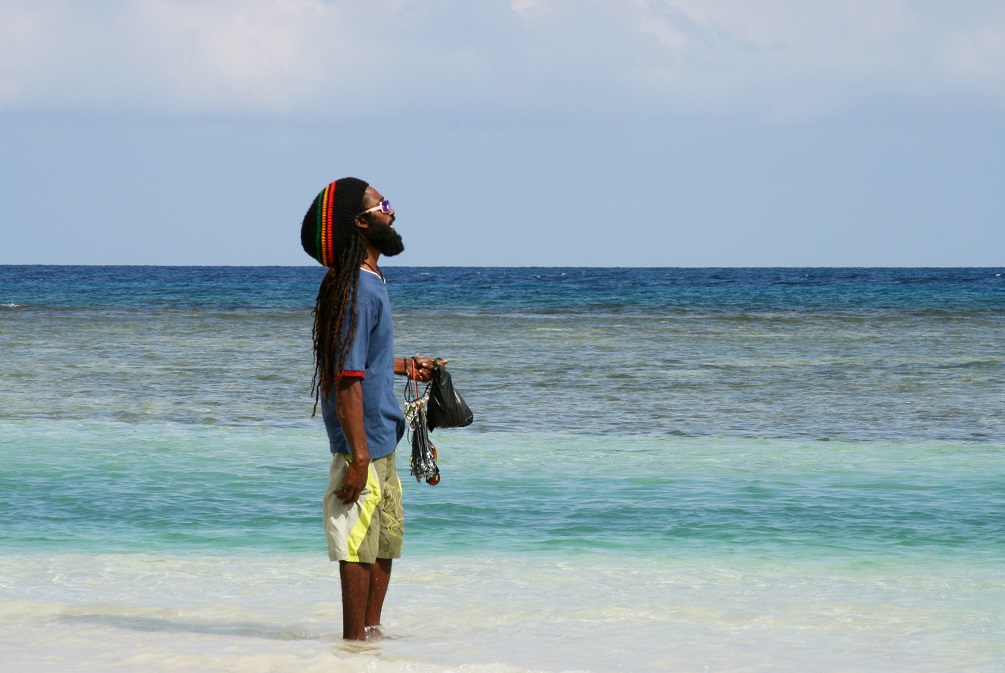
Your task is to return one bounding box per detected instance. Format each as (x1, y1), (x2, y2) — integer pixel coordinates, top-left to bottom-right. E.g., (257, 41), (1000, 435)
(365, 558), (393, 629)
(339, 561), (371, 640)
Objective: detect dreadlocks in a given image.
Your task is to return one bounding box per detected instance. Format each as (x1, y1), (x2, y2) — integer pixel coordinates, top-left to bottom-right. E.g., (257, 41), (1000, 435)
(309, 234), (368, 414)
(300, 178), (372, 415)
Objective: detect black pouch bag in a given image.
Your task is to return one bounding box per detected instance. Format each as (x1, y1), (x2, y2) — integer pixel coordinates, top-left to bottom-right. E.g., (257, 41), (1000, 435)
(426, 363), (473, 431)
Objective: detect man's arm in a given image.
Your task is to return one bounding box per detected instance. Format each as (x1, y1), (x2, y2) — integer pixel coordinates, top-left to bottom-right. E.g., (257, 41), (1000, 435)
(334, 376), (370, 505)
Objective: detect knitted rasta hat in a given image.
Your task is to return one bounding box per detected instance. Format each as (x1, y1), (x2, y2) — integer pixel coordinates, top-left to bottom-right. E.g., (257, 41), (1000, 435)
(300, 177), (369, 266)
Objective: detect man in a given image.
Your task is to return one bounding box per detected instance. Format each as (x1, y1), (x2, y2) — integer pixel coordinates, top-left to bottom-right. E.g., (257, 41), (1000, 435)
(300, 177), (439, 640)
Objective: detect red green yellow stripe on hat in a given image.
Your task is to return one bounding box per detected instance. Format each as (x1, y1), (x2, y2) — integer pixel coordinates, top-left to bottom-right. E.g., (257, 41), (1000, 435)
(300, 177), (370, 267)
(316, 182), (335, 267)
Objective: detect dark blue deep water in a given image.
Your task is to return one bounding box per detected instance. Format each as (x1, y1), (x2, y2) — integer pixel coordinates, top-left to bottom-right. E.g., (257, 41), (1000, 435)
(3, 266), (1003, 440)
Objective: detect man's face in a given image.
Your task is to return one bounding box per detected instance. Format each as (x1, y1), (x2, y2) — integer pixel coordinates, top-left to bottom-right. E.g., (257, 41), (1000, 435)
(360, 187), (404, 257)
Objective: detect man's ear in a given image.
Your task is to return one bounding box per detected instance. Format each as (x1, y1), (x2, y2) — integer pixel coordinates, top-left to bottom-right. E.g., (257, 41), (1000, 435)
(354, 215), (370, 233)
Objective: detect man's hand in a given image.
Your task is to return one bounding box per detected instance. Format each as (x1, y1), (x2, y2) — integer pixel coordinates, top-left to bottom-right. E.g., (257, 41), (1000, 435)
(406, 356), (448, 383)
(338, 453), (371, 505)
(334, 376), (370, 505)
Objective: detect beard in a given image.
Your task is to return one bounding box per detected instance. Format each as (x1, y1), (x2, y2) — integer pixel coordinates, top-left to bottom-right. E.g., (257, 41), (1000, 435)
(367, 217), (405, 257)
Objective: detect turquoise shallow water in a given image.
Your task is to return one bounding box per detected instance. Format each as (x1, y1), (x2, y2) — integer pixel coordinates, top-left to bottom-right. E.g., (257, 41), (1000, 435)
(2, 266), (1004, 672)
(3, 422), (1002, 559)
(2, 422), (1002, 671)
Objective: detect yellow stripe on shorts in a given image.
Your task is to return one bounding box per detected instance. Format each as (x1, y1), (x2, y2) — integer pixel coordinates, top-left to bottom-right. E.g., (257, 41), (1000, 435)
(345, 465), (382, 562)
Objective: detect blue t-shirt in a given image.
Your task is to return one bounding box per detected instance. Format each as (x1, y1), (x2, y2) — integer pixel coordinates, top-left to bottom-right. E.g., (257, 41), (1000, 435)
(322, 269), (405, 459)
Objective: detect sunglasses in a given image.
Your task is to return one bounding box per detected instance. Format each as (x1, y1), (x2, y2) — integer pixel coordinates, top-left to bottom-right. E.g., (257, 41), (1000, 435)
(359, 199), (392, 216)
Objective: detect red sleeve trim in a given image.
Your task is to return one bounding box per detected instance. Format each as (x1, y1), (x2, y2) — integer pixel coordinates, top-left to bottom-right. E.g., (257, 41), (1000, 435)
(340, 370), (365, 380)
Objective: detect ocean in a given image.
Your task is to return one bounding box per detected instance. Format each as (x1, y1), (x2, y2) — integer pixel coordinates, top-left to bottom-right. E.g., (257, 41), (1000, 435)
(1, 266), (1003, 672)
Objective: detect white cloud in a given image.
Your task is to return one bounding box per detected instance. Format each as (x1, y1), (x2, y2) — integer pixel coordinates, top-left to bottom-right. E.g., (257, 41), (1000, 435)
(0, 0), (351, 114)
(940, 24), (1005, 89)
(510, 0), (540, 12)
(1, 0), (1004, 119)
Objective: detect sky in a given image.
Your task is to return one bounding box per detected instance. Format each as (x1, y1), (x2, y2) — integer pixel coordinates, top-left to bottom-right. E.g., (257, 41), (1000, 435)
(1, 0), (1003, 266)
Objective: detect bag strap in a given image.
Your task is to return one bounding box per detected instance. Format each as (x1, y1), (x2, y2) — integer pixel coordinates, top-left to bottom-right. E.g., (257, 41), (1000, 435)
(410, 355), (422, 401)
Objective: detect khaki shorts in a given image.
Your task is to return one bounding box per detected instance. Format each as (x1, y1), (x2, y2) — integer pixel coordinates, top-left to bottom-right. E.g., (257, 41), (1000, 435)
(322, 452), (403, 564)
